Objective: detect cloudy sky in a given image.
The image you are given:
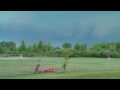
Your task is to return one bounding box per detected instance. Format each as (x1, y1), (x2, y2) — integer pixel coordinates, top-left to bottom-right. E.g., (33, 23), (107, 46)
(0, 11), (120, 47)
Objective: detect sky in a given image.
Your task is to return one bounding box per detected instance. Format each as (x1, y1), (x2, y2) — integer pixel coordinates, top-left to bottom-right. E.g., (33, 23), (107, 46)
(0, 11), (120, 48)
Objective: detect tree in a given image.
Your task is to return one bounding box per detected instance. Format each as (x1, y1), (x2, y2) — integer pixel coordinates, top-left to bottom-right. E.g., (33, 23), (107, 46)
(111, 51), (119, 58)
(0, 41), (7, 53)
(83, 44), (87, 51)
(38, 41), (43, 53)
(8, 41), (16, 53)
(19, 40), (26, 52)
(26, 46), (32, 53)
(74, 42), (81, 51)
(63, 48), (71, 73)
(0, 41), (16, 54)
(115, 41), (120, 48)
(32, 43), (38, 53)
(62, 42), (72, 48)
(42, 41), (48, 52)
(55, 46), (62, 54)
(115, 41), (120, 53)
(15, 47), (20, 54)
(42, 41), (52, 52)
(103, 49), (111, 57)
(0, 41), (6, 48)
(90, 44), (102, 51)
(72, 49), (78, 57)
(47, 41), (51, 51)
(99, 42), (109, 49)
(49, 47), (55, 54)
(55, 46), (61, 50)
(74, 43), (87, 51)
(109, 42), (116, 52)
(89, 44), (103, 57)
(0, 45), (3, 53)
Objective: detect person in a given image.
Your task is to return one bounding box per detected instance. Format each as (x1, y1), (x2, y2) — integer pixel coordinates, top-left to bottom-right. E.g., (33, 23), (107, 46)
(39, 57), (42, 61)
(108, 56), (110, 60)
(33, 64), (40, 74)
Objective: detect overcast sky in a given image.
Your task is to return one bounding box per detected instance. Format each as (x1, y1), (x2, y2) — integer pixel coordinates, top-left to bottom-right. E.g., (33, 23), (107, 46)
(0, 11), (120, 47)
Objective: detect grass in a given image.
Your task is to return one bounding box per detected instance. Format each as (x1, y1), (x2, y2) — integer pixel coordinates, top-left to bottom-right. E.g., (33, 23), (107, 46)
(2, 71), (120, 79)
(0, 57), (120, 79)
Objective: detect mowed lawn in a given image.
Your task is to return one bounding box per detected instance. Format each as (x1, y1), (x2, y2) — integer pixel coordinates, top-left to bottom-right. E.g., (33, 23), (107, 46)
(2, 71), (120, 79)
(0, 57), (120, 79)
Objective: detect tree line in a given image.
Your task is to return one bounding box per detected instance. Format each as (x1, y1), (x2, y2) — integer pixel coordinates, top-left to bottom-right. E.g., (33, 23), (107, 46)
(0, 40), (120, 58)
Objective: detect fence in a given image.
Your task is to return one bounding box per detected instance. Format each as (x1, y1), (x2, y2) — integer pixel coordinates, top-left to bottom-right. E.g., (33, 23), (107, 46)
(0, 57), (120, 78)
(0, 54), (64, 57)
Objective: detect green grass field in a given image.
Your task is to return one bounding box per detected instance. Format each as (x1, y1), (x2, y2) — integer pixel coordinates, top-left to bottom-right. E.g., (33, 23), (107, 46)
(4, 71), (120, 79)
(0, 57), (120, 79)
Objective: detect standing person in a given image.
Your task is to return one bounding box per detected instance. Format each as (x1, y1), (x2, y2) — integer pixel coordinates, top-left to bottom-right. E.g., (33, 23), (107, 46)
(108, 55), (110, 60)
(39, 57), (42, 61)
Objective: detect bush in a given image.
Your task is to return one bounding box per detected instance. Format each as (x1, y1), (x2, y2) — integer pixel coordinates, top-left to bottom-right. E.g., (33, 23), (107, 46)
(110, 51), (119, 58)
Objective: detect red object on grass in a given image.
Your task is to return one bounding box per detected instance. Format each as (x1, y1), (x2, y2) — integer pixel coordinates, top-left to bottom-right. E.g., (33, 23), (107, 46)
(43, 68), (54, 72)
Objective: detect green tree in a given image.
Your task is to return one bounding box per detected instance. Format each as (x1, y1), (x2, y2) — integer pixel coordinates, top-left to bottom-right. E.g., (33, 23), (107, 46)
(63, 48), (71, 73)
(109, 42), (116, 52)
(26, 46), (32, 53)
(0, 41), (6, 48)
(74, 43), (87, 51)
(72, 49), (78, 57)
(55, 46), (61, 54)
(38, 41), (43, 53)
(15, 47), (20, 54)
(42, 41), (52, 52)
(0, 41), (16, 54)
(47, 41), (51, 52)
(89, 44), (103, 57)
(0, 45), (3, 53)
(42, 41), (48, 52)
(62, 42), (72, 48)
(55, 46), (61, 50)
(49, 47), (55, 54)
(115, 41), (120, 53)
(9, 41), (16, 53)
(0, 41), (7, 53)
(32, 43), (38, 53)
(111, 51), (119, 58)
(74, 42), (81, 51)
(83, 44), (87, 51)
(99, 42), (109, 49)
(19, 40), (26, 52)
(90, 44), (102, 51)
(103, 49), (111, 57)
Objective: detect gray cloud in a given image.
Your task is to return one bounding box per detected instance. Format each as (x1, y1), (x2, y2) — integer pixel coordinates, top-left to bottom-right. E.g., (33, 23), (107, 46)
(92, 16), (120, 38)
(0, 12), (120, 39)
